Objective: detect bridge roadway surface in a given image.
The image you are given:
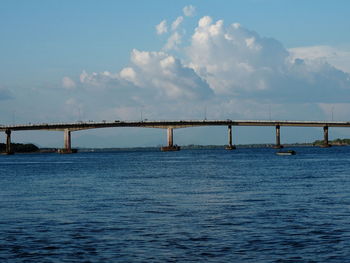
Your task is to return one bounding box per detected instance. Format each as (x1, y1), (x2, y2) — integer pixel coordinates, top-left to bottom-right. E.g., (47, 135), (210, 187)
(2, 120), (350, 132)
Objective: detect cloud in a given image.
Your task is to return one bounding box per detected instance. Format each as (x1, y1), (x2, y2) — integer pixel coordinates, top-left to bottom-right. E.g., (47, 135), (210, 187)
(79, 70), (126, 90)
(183, 5), (195, 17)
(79, 49), (212, 103)
(164, 32), (182, 51)
(66, 15), (350, 122)
(156, 20), (168, 35)
(187, 16), (288, 95)
(186, 16), (350, 104)
(171, 16), (184, 31)
(128, 49), (213, 100)
(289, 45), (350, 73)
(62, 77), (76, 89)
(120, 67), (137, 82)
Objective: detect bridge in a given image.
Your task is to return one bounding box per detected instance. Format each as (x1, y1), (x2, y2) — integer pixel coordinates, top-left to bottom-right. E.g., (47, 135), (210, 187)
(1, 119), (350, 154)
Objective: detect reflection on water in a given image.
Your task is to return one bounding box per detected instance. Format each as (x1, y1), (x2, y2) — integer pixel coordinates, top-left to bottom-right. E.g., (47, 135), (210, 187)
(1, 147), (350, 262)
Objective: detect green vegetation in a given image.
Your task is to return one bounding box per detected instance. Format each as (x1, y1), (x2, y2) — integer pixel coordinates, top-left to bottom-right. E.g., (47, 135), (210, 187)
(0, 143), (39, 153)
(313, 138), (350, 146)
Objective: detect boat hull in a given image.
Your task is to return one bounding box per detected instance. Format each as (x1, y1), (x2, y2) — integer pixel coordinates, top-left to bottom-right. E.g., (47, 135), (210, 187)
(276, 150), (296, 156)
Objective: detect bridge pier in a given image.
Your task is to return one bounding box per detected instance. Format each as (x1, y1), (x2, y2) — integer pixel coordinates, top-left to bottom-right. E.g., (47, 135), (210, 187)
(321, 126), (331, 147)
(161, 128), (180, 151)
(58, 129), (76, 154)
(273, 125), (283, 149)
(226, 125), (236, 150)
(168, 127), (173, 147)
(4, 129), (13, 155)
(64, 129), (71, 152)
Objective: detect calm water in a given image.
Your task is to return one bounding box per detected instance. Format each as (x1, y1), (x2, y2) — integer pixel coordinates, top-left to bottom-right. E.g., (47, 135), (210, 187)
(1, 147), (350, 262)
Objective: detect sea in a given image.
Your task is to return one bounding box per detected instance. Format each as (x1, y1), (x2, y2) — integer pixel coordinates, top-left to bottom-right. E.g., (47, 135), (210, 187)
(1, 146), (350, 262)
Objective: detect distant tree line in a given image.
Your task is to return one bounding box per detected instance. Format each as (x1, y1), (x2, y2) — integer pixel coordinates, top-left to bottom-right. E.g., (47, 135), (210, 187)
(0, 143), (39, 153)
(313, 138), (350, 146)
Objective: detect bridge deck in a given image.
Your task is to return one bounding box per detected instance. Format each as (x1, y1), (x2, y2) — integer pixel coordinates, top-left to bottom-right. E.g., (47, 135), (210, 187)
(1, 120), (350, 132)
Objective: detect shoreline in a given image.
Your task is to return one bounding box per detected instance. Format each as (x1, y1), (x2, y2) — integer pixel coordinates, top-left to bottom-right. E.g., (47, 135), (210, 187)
(1, 142), (349, 154)
(62, 143), (349, 153)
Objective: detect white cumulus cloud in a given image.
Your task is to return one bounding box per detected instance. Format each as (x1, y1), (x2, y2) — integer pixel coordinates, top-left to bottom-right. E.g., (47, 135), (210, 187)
(70, 15), (350, 122)
(186, 16), (350, 104)
(156, 20), (168, 35)
(164, 32), (182, 51)
(171, 16), (184, 31)
(79, 49), (212, 101)
(188, 16), (289, 95)
(124, 49), (213, 100)
(183, 5), (195, 17)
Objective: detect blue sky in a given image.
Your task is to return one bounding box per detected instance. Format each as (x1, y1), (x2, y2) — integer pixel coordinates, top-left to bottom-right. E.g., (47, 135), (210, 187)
(1, 0), (350, 147)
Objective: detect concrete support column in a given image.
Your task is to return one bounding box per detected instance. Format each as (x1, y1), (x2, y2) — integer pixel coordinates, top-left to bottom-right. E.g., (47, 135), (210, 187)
(58, 129), (76, 153)
(167, 127), (173, 147)
(226, 125), (236, 150)
(322, 126), (331, 147)
(161, 127), (180, 151)
(228, 125), (232, 146)
(64, 129), (71, 151)
(274, 125), (283, 149)
(5, 129), (12, 154)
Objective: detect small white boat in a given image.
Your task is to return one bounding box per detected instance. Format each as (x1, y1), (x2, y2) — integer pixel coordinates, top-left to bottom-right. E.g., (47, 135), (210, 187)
(276, 150), (296, 156)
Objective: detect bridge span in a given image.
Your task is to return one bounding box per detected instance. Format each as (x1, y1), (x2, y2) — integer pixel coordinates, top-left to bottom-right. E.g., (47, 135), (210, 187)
(1, 120), (350, 154)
